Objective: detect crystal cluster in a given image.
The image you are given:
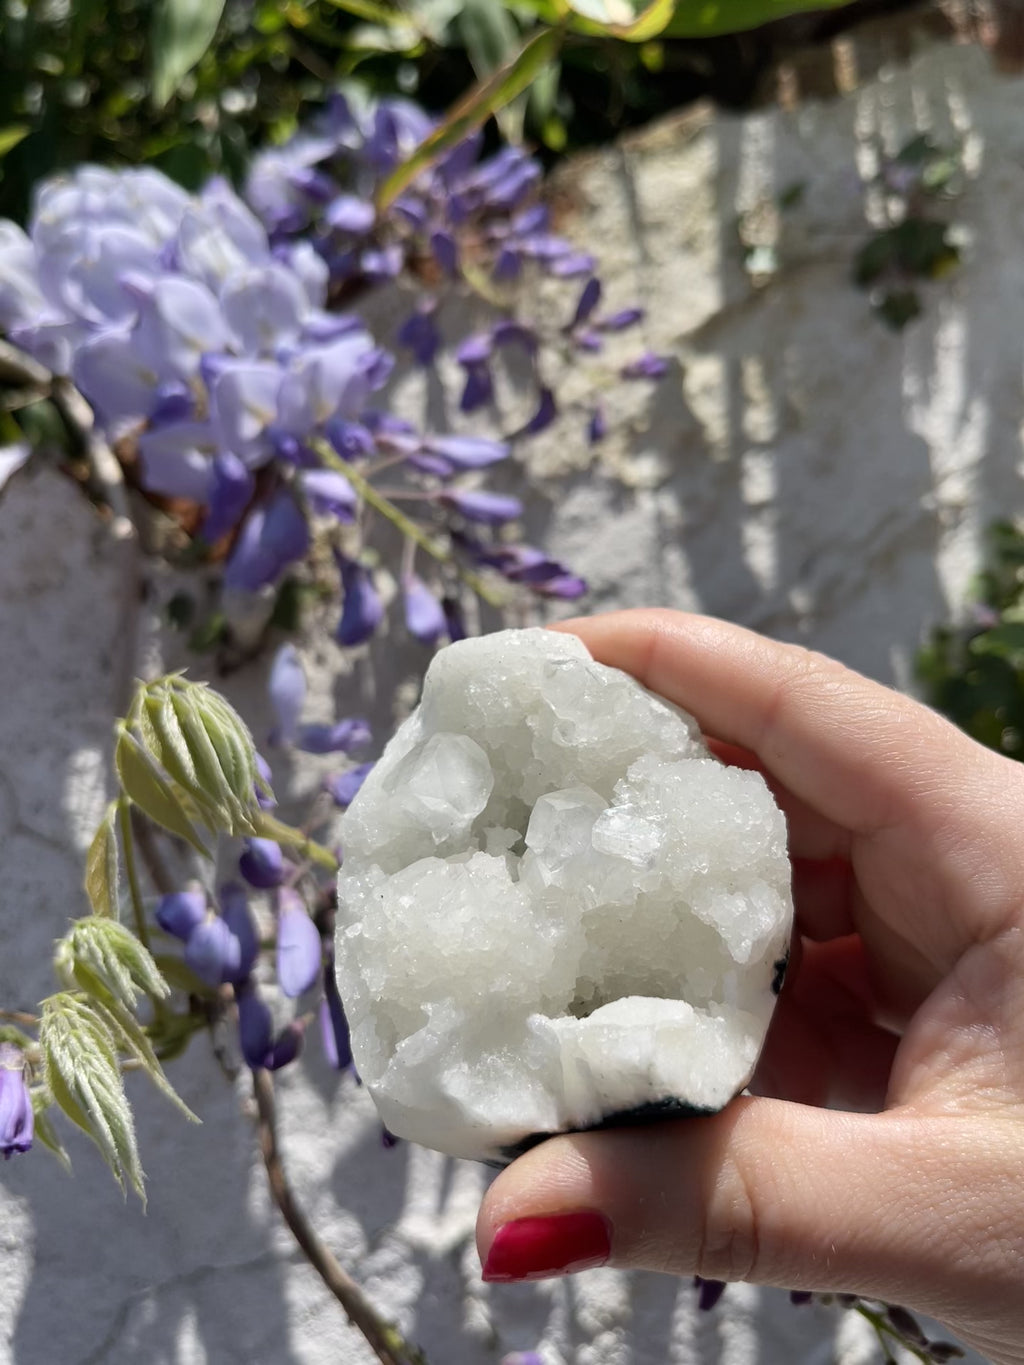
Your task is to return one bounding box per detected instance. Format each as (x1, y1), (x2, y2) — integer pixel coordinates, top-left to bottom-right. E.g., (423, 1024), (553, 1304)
(335, 629), (793, 1163)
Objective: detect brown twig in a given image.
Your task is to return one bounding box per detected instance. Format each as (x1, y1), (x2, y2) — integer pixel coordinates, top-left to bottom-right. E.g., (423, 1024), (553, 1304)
(251, 1067), (427, 1365)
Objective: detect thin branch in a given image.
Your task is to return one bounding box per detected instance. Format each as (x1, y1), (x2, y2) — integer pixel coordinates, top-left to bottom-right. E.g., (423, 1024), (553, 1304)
(251, 1067), (427, 1365)
(50, 376), (135, 543)
(0, 1008), (39, 1027)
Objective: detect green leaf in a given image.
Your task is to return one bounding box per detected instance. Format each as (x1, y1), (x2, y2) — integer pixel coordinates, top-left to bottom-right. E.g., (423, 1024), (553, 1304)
(459, 0), (525, 139)
(321, 0), (412, 22)
(60, 917), (171, 1011)
(150, 0), (228, 109)
(664, 0), (855, 37)
(566, 0), (675, 40)
(31, 1095), (72, 1172)
(84, 801), (120, 919)
(92, 999), (198, 1125)
(167, 686), (253, 835)
(377, 26), (563, 211)
(114, 725), (210, 857)
(40, 994), (146, 1200)
(0, 125), (30, 160)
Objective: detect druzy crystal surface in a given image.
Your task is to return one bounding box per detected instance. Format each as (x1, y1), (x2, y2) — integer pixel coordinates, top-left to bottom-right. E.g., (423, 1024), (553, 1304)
(335, 629), (792, 1162)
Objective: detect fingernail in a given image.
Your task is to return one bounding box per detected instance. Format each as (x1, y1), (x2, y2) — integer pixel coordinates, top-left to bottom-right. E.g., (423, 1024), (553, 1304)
(482, 1211), (612, 1282)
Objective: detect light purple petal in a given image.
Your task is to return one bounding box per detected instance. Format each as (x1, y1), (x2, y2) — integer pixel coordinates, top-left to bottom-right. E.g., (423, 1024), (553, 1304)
(73, 326), (159, 421)
(237, 987), (274, 1068)
(202, 451), (253, 543)
(324, 762), (374, 808)
(335, 557), (384, 647)
(296, 717), (371, 755)
(276, 894), (322, 998)
(430, 229), (458, 277)
(423, 434), (509, 469)
(223, 490), (310, 592)
(326, 194), (376, 234)
(441, 488), (523, 524)
(548, 252), (596, 278)
(515, 386), (557, 437)
(569, 276), (602, 330)
(459, 362), (493, 413)
(300, 468), (358, 521)
(587, 407), (607, 445)
(136, 421), (215, 502)
(185, 916), (242, 987)
(319, 974), (352, 1069)
(239, 838), (285, 890)
(403, 575), (446, 644)
(220, 882), (260, 979)
(221, 265), (309, 355)
(622, 351), (669, 380)
(598, 306), (644, 332)
(268, 643), (307, 745)
(155, 889), (207, 941)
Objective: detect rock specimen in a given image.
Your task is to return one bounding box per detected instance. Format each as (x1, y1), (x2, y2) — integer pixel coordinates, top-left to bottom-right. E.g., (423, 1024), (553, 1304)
(335, 628), (793, 1163)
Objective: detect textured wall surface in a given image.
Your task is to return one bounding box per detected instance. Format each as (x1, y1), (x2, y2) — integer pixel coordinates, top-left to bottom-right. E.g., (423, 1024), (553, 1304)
(0, 31), (1016, 1365)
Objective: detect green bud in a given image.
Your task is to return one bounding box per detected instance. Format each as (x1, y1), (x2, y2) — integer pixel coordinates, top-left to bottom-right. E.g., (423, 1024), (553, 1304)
(55, 916), (170, 1011)
(120, 675), (260, 840)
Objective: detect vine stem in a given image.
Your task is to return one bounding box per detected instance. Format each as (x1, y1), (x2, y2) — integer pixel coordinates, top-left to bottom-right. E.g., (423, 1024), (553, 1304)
(311, 438), (507, 608)
(251, 1067), (427, 1365)
(254, 811), (339, 873)
(0, 1008), (39, 1026)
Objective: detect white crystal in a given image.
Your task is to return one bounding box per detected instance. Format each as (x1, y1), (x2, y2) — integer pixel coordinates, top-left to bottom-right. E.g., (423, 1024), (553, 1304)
(335, 628), (793, 1163)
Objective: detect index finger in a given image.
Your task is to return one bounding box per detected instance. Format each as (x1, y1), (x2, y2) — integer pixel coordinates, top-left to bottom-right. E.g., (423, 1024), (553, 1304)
(554, 609), (993, 840)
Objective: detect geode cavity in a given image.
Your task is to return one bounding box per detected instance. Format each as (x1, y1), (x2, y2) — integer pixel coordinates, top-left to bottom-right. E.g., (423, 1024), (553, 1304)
(335, 628), (792, 1163)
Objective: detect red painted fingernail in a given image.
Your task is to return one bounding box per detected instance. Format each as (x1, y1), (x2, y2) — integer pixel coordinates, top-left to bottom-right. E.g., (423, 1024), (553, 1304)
(482, 1211), (612, 1282)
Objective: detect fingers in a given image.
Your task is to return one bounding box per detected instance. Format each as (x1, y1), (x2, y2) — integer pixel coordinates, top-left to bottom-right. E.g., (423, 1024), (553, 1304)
(555, 611), (1024, 964)
(556, 610), (993, 839)
(477, 1101), (1024, 1355)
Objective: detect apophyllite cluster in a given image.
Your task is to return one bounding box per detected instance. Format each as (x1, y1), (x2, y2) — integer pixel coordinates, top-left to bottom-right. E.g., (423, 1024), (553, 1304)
(335, 629), (794, 1164)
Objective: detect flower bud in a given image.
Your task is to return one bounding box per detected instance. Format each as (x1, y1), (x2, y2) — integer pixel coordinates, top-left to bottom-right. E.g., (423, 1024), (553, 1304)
(0, 1044), (33, 1158)
(239, 838), (285, 889)
(276, 890), (322, 998)
(155, 888), (207, 941)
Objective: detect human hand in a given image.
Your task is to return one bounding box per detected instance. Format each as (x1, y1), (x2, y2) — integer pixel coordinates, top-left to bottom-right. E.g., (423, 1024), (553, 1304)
(475, 609), (1024, 1363)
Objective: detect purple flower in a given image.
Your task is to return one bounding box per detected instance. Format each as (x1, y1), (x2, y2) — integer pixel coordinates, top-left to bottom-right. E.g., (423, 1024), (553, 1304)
(324, 762), (374, 808)
(335, 558), (384, 647)
(202, 451), (253, 543)
(515, 386), (556, 437)
(136, 421), (215, 501)
(491, 320), (537, 355)
(572, 328), (603, 354)
(396, 306), (441, 367)
(430, 229), (459, 277)
(622, 352), (669, 380)
(223, 490), (310, 592)
(694, 1277), (727, 1311)
(268, 643), (307, 746)
(403, 575), (446, 644)
(422, 434), (509, 469)
(441, 489), (523, 525)
(326, 418), (375, 462)
(789, 1291), (813, 1306)
(254, 752), (277, 809)
(276, 889), (322, 998)
(220, 264), (309, 355)
(442, 595), (466, 642)
(237, 985), (274, 1069)
(0, 1045), (33, 1159)
(319, 971), (353, 1070)
(598, 306), (644, 331)
(548, 252), (596, 278)
(300, 468), (357, 522)
(456, 333), (492, 366)
(492, 247), (520, 281)
(219, 882), (260, 980)
(569, 277), (602, 330)
(587, 408), (607, 445)
(460, 362), (493, 413)
(295, 717), (371, 755)
(155, 888), (207, 940)
(265, 1019), (305, 1069)
(209, 360), (280, 461)
(239, 838), (285, 889)
(185, 915), (243, 987)
(326, 194), (375, 235)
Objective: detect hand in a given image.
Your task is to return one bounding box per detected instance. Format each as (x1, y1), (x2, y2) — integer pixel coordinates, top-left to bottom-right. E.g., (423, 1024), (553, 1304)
(475, 609), (1024, 1363)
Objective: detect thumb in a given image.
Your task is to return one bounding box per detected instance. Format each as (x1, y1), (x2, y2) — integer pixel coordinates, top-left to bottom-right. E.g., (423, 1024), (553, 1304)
(476, 1098), (1021, 1341)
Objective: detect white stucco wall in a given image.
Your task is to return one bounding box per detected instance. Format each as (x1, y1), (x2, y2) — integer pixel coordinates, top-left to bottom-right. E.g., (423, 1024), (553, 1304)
(1, 32), (1017, 1365)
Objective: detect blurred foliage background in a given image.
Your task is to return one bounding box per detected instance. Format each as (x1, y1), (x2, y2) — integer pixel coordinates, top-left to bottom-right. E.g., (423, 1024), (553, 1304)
(0, 0), (934, 225)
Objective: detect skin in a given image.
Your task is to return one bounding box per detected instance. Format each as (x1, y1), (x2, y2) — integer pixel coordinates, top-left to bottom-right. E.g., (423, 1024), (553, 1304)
(475, 609), (1024, 1362)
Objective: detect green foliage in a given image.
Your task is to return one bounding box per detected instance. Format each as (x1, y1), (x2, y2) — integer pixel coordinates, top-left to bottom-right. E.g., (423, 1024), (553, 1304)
(84, 801), (121, 918)
(118, 674), (265, 849)
(0, 0), (863, 224)
(150, 0), (229, 108)
(917, 522), (1024, 760)
(55, 917), (171, 1010)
